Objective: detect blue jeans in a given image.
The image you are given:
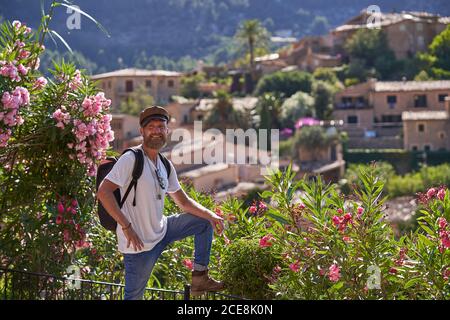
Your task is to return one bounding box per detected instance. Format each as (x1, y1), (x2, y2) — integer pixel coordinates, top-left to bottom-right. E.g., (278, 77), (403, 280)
(123, 213), (213, 300)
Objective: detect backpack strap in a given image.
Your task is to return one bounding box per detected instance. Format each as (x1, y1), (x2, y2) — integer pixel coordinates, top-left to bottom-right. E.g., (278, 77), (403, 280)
(158, 153), (171, 178)
(119, 148), (144, 207)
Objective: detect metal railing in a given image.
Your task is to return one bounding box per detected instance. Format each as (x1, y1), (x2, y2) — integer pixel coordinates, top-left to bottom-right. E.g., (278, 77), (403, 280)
(0, 267), (244, 300)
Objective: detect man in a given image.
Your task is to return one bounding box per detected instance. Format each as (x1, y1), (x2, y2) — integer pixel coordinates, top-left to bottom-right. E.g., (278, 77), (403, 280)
(97, 106), (225, 300)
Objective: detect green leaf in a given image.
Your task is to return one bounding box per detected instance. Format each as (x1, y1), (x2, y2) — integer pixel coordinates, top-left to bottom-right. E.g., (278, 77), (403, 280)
(266, 209), (290, 225)
(404, 277), (422, 289)
(259, 190), (272, 198)
(417, 234), (435, 247)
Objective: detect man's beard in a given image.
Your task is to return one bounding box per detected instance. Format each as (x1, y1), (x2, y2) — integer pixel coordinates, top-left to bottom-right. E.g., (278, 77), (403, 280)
(144, 134), (167, 150)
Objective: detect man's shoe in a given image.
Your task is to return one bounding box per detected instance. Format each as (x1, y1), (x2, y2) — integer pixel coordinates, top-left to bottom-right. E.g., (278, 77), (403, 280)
(191, 270), (225, 296)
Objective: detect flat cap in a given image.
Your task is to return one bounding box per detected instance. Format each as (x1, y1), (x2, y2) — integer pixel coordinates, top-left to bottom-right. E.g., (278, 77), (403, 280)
(140, 106), (170, 127)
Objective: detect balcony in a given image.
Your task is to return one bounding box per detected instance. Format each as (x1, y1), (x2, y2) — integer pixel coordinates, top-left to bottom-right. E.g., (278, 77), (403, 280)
(334, 102), (371, 110)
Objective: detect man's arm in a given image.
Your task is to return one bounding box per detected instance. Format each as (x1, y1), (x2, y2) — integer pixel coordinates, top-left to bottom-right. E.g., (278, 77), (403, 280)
(97, 179), (144, 251)
(169, 188), (224, 234)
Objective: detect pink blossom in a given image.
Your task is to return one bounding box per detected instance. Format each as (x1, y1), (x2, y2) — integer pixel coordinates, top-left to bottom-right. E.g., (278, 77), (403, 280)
(357, 207), (364, 215)
(337, 208), (343, 214)
(437, 188), (446, 201)
(12, 20), (22, 30)
(328, 264), (341, 282)
(443, 268), (450, 281)
(0, 129), (12, 147)
(438, 217), (448, 230)
(389, 267), (398, 274)
(182, 258), (193, 270)
(259, 234), (274, 248)
(289, 261), (300, 273)
(427, 188), (437, 199)
(258, 201), (267, 211)
(342, 236), (352, 243)
(33, 77), (47, 90)
(249, 205), (258, 214)
(19, 50), (30, 59)
(273, 265), (282, 274)
(57, 202), (65, 214)
(17, 64), (28, 75)
(56, 215), (63, 225)
(298, 203), (305, 210)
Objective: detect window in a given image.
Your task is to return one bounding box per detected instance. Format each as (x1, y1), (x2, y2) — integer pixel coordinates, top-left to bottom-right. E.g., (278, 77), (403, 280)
(424, 145), (431, 151)
(438, 94), (448, 102)
(418, 124), (425, 133)
(399, 24), (406, 32)
(381, 114), (402, 123)
(387, 95), (397, 108)
(168, 80), (174, 88)
(412, 145), (418, 151)
(145, 80), (152, 88)
(439, 131), (446, 139)
(108, 81), (111, 89)
(416, 23), (423, 31)
(125, 80), (133, 92)
(414, 95), (427, 108)
(347, 115), (358, 124)
(417, 36), (425, 48)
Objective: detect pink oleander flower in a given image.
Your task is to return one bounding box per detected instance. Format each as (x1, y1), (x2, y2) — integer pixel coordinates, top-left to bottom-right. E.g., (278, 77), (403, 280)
(56, 215), (63, 225)
(440, 231), (450, 249)
(427, 187), (437, 199)
(259, 234), (274, 248)
(437, 188), (446, 201)
(443, 268), (450, 281)
(342, 236), (352, 243)
(33, 77), (47, 90)
(389, 267), (398, 275)
(17, 64), (28, 76)
(438, 217), (448, 230)
(0, 128), (12, 147)
(182, 258), (193, 270)
(12, 20), (22, 30)
(258, 201), (267, 211)
(57, 202), (65, 214)
(337, 208), (343, 214)
(69, 70), (83, 90)
(328, 264), (341, 282)
(357, 207), (364, 215)
(289, 261), (300, 273)
(298, 203), (306, 210)
(249, 205), (258, 214)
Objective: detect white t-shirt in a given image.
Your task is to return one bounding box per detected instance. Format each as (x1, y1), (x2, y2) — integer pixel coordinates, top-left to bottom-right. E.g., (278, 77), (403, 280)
(104, 145), (181, 254)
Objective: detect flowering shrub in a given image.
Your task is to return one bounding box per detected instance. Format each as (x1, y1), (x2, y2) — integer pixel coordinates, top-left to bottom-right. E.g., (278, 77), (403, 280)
(213, 164), (450, 299)
(0, 14), (116, 284)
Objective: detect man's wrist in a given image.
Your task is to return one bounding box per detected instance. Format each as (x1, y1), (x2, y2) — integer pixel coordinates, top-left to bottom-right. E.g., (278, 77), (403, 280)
(121, 222), (132, 230)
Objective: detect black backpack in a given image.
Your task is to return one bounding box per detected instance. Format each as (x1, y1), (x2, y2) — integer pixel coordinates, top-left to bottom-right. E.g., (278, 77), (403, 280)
(95, 147), (171, 231)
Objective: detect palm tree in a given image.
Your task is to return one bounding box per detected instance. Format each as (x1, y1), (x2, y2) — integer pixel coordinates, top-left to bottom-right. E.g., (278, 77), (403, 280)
(235, 19), (270, 87)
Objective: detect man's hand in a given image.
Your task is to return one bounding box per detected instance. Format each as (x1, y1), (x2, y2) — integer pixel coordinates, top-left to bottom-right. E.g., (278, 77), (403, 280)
(123, 225), (144, 252)
(209, 212), (225, 235)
